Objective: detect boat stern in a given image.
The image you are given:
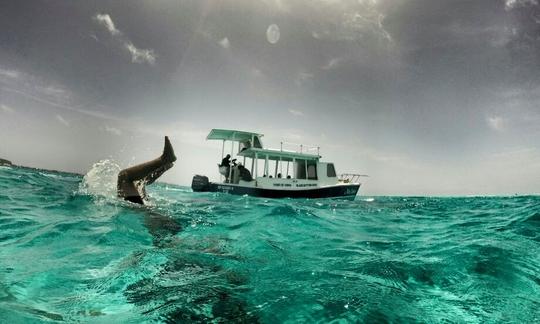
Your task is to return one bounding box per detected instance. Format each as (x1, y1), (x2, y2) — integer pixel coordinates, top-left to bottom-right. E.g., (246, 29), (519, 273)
(191, 175), (210, 192)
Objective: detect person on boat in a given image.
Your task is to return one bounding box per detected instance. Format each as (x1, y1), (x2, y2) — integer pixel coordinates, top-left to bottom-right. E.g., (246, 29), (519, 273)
(117, 136), (177, 205)
(220, 154), (231, 168)
(219, 154), (232, 182)
(240, 140), (251, 152)
(237, 164), (252, 181)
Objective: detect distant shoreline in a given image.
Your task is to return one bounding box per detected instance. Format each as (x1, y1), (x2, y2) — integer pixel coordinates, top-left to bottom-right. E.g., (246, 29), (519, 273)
(0, 159), (83, 176)
(0, 158), (12, 166)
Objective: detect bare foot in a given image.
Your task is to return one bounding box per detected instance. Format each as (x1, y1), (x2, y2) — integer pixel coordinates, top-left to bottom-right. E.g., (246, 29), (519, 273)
(162, 136), (177, 163)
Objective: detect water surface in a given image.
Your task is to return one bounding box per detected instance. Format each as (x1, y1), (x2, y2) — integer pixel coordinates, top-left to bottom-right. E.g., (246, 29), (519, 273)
(0, 164), (539, 322)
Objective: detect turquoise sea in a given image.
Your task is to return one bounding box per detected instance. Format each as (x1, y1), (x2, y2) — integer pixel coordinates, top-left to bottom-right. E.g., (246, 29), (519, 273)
(0, 162), (539, 323)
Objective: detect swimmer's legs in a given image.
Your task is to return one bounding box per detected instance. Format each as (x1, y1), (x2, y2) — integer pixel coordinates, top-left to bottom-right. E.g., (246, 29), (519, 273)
(117, 136), (177, 203)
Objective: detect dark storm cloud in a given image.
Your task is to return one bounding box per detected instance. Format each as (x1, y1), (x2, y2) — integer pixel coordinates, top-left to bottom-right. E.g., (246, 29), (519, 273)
(1, 1), (538, 101)
(0, 0), (207, 112)
(2, 0), (535, 117)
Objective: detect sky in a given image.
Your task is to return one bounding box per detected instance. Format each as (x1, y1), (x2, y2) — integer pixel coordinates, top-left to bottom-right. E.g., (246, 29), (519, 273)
(1, 0), (540, 196)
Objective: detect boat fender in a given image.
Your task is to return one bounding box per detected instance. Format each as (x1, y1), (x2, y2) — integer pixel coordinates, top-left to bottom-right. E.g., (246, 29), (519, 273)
(191, 175), (209, 192)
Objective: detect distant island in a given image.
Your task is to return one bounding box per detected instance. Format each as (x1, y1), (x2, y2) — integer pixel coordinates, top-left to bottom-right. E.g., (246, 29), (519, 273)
(0, 158), (12, 166)
(0, 158), (84, 176)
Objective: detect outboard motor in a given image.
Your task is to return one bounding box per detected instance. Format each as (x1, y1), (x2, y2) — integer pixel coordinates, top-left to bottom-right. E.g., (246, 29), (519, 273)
(191, 175), (209, 192)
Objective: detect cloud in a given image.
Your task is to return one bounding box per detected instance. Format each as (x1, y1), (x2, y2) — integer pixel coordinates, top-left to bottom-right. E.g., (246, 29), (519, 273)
(251, 68), (264, 78)
(0, 68), (19, 79)
(218, 37), (230, 49)
(56, 114), (70, 127)
(487, 116), (504, 131)
(312, 1), (392, 43)
(2, 86), (118, 120)
(288, 109), (304, 116)
(262, 0), (290, 13)
(505, 0), (538, 10)
(94, 13), (120, 36)
(295, 72), (314, 87)
(124, 42), (156, 65)
(35, 85), (71, 102)
(490, 146), (539, 160)
(321, 57), (342, 70)
(104, 125), (122, 136)
(93, 13), (156, 65)
(1, 104), (14, 113)
(259, 1), (392, 44)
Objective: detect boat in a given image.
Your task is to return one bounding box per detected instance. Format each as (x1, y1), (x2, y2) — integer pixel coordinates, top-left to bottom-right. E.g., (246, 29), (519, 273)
(191, 129), (365, 199)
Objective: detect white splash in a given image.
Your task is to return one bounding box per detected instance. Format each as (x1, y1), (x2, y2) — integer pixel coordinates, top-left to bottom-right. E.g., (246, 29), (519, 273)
(79, 159), (121, 199)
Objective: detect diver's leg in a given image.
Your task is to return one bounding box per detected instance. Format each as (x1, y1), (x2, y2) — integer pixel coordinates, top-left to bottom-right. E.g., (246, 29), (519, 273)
(143, 162), (173, 185)
(119, 136), (176, 182)
(117, 178), (144, 204)
(117, 136), (177, 203)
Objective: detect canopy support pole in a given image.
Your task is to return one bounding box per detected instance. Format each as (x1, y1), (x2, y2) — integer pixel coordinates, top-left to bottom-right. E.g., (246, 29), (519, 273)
(221, 140), (225, 158)
(255, 153), (258, 180)
(228, 133), (235, 183)
(221, 140), (225, 181)
(265, 155), (269, 176)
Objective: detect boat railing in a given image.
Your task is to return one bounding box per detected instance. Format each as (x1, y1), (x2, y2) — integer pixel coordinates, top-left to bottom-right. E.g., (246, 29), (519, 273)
(280, 141), (320, 156)
(339, 173), (369, 183)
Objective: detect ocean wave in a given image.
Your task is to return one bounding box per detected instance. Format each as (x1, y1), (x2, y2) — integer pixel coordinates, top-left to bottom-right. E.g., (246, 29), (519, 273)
(0, 166), (539, 322)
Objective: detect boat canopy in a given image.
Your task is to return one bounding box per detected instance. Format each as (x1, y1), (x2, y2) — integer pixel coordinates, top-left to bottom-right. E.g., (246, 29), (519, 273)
(238, 147), (320, 162)
(206, 129), (263, 142)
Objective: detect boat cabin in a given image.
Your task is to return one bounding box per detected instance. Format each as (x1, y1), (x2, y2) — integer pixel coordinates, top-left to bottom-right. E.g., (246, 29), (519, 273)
(207, 128), (344, 190)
